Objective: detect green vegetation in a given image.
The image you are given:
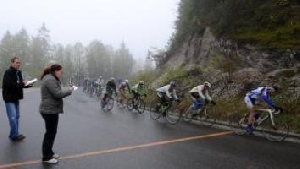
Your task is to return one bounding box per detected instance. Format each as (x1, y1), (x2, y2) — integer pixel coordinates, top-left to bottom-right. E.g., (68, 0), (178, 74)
(138, 0), (300, 132)
(170, 0), (300, 53)
(136, 67), (300, 133)
(0, 24), (136, 86)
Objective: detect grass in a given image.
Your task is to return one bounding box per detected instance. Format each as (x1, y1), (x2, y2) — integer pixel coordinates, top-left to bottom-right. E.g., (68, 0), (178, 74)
(133, 67), (300, 134)
(230, 24), (300, 49)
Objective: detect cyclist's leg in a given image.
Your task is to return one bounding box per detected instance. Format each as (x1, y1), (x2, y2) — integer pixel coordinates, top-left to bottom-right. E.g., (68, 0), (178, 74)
(132, 92), (138, 109)
(245, 96), (255, 133)
(102, 92), (108, 107)
(190, 93), (203, 115)
(156, 92), (165, 111)
(161, 93), (169, 115)
(119, 90), (124, 105)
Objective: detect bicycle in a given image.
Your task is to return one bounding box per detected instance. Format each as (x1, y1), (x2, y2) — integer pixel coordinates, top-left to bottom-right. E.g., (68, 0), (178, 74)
(101, 92), (115, 112)
(231, 108), (290, 141)
(182, 101), (217, 126)
(150, 99), (181, 124)
(127, 95), (146, 114)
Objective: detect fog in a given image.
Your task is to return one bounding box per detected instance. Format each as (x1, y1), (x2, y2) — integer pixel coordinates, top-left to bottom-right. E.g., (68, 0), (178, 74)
(0, 0), (179, 60)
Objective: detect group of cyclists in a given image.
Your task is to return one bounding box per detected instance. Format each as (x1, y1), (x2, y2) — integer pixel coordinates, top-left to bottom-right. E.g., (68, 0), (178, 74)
(82, 76), (105, 98)
(83, 76), (148, 112)
(83, 75), (284, 135)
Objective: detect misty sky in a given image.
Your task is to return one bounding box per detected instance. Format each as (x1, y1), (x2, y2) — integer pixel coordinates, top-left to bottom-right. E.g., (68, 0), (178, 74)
(0, 0), (179, 60)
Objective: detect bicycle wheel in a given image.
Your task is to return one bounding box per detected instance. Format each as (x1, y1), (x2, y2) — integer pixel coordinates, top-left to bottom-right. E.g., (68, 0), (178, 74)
(150, 103), (161, 120)
(182, 106), (194, 122)
(201, 106), (217, 126)
(230, 113), (248, 135)
(126, 98), (134, 110)
(260, 118), (290, 142)
(137, 99), (145, 114)
(165, 104), (181, 124)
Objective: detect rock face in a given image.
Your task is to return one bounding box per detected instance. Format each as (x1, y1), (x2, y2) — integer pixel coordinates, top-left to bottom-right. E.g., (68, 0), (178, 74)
(164, 27), (300, 98)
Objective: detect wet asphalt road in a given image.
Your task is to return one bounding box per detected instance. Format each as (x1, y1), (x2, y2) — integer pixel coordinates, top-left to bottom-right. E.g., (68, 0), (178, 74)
(0, 88), (300, 169)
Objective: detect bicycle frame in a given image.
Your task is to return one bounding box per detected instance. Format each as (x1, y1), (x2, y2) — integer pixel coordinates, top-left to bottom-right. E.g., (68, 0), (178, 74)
(255, 109), (279, 127)
(101, 92), (115, 111)
(160, 102), (170, 114)
(232, 108), (288, 141)
(150, 99), (181, 125)
(182, 102), (216, 125)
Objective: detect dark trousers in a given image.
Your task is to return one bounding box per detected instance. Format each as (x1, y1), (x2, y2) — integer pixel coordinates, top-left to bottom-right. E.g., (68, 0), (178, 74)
(41, 114), (59, 160)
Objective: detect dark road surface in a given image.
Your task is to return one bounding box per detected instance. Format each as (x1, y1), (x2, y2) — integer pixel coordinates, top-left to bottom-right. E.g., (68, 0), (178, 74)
(0, 88), (299, 169)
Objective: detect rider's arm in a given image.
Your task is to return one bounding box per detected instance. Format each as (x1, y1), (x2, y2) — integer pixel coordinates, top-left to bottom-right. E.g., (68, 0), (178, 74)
(132, 84), (138, 93)
(261, 92), (276, 108)
(142, 88), (148, 97)
(165, 86), (173, 99)
(172, 89), (178, 100)
(198, 86), (206, 100)
(204, 90), (212, 101)
(127, 84), (131, 94)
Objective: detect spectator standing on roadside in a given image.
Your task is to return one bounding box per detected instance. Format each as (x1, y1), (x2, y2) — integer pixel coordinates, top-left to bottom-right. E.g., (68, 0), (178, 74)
(2, 57), (32, 141)
(39, 64), (74, 164)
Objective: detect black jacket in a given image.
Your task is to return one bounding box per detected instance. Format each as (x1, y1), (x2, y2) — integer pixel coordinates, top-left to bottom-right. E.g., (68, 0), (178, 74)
(2, 66), (25, 102)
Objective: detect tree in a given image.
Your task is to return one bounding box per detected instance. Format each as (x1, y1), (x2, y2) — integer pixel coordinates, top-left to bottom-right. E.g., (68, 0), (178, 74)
(61, 45), (76, 84)
(29, 24), (51, 78)
(0, 31), (14, 76)
(144, 53), (154, 71)
(74, 42), (84, 86)
(14, 28), (31, 78)
(0, 29), (31, 79)
(113, 42), (135, 79)
(86, 40), (112, 79)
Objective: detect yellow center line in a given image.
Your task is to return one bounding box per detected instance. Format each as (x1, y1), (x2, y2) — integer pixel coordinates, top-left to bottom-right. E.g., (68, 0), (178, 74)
(0, 131), (232, 169)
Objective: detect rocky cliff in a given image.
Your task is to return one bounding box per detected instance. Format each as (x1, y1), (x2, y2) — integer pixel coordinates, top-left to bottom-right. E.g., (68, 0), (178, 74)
(164, 27), (300, 98)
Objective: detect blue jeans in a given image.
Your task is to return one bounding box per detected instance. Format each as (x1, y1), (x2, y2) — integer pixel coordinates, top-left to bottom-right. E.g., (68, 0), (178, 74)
(5, 102), (20, 138)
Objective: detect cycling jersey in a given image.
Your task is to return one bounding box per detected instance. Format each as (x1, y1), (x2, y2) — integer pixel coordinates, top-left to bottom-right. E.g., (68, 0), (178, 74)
(189, 85), (212, 101)
(246, 87), (276, 108)
(156, 84), (178, 99)
(105, 80), (116, 94)
(131, 84), (147, 96)
(119, 82), (131, 92)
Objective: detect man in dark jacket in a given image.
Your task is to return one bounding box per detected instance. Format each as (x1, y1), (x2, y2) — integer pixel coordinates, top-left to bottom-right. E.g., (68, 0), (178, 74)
(2, 57), (30, 141)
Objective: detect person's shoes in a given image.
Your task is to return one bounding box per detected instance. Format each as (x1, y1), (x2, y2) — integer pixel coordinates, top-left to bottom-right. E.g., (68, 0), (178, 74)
(192, 113), (198, 119)
(53, 154), (60, 159)
(43, 158), (58, 164)
(246, 126), (254, 135)
(10, 135), (26, 141)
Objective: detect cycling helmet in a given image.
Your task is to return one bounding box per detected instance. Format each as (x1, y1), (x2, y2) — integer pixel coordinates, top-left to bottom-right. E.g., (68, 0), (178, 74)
(111, 77), (115, 81)
(269, 86), (278, 92)
(124, 79), (129, 83)
(170, 81), (177, 87)
(138, 81), (144, 85)
(204, 81), (211, 88)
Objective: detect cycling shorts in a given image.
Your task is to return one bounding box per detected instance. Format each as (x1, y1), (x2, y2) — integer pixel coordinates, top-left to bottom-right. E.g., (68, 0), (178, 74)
(244, 95), (257, 109)
(192, 99), (204, 110)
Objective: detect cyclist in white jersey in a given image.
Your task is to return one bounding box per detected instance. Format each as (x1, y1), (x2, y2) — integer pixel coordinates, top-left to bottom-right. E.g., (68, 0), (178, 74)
(244, 86), (283, 134)
(189, 81), (216, 115)
(156, 81), (178, 106)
